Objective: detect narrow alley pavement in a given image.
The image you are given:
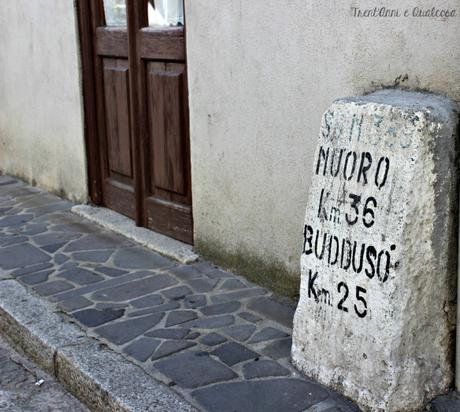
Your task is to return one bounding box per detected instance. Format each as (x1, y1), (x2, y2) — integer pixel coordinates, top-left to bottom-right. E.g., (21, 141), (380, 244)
(0, 174), (458, 411)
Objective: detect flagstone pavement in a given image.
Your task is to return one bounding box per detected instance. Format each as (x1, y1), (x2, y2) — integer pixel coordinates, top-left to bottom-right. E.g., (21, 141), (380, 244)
(0, 175), (456, 412)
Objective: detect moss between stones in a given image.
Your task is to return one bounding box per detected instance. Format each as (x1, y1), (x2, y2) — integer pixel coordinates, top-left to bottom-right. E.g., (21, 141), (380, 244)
(195, 239), (300, 302)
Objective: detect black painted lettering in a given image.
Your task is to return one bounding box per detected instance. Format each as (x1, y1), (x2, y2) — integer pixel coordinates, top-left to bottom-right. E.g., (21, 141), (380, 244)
(328, 235), (339, 265)
(341, 239), (352, 270)
(314, 230), (327, 260)
(357, 152), (372, 185)
(365, 246), (376, 279)
(303, 225), (313, 255)
(330, 148), (345, 177)
(377, 250), (391, 283)
(375, 157), (390, 189)
(316, 146), (329, 176)
(352, 242), (365, 273)
(308, 270), (319, 301)
(343, 151), (357, 181)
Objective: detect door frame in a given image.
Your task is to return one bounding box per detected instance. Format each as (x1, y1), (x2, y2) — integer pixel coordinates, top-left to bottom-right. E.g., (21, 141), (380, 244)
(76, 0), (193, 241)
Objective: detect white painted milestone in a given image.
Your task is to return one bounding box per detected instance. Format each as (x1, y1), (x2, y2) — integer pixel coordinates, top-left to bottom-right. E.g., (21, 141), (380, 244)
(292, 90), (459, 412)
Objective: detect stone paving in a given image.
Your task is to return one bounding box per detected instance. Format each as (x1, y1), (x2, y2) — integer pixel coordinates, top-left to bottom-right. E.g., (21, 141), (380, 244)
(0, 175), (459, 411)
(0, 333), (87, 411)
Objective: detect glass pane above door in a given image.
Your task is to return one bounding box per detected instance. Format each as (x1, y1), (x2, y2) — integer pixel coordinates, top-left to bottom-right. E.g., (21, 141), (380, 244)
(103, 0), (127, 26)
(148, 0), (184, 27)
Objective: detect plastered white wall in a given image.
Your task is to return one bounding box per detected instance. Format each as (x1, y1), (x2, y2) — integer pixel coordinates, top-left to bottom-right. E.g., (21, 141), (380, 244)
(185, 0), (460, 278)
(0, 0), (87, 202)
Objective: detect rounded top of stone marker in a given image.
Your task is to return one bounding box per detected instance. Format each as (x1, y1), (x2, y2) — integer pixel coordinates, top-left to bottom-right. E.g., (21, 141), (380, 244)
(337, 89), (458, 119)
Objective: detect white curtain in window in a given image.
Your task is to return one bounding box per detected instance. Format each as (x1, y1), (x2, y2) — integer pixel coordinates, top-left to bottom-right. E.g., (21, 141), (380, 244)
(148, 0), (184, 27)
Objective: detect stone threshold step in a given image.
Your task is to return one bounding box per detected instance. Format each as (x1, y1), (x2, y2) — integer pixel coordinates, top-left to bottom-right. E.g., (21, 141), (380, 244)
(72, 205), (199, 265)
(0, 277), (197, 412)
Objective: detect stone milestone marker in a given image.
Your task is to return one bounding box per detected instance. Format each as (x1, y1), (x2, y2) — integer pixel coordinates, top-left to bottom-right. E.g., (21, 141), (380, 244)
(292, 90), (459, 412)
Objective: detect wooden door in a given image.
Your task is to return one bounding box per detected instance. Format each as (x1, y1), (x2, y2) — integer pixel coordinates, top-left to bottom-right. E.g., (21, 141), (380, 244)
(78, 0), (193, 244)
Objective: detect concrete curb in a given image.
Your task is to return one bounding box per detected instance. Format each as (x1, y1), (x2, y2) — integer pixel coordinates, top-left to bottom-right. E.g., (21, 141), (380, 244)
(0, 278), (197, 412)
(72, 205), (199, 265)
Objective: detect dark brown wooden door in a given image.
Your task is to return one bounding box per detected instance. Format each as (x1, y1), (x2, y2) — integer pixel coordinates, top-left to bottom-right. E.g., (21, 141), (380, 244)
(79, 0), (193, 244)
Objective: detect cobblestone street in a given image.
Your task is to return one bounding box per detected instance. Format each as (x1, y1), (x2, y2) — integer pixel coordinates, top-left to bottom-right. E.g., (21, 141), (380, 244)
(1, 175), (459, 411)
(0, 333), (87, 411)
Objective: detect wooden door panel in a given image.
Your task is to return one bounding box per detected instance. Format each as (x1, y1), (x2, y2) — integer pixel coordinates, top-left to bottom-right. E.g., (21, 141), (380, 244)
(147, 62), (186, 196)
(103, 59), (133, 181)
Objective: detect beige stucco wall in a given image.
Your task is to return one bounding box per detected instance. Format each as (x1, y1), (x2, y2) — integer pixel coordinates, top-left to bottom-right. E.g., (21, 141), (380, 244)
(0, 0), (87, 202)
(185, 0), (460, 285)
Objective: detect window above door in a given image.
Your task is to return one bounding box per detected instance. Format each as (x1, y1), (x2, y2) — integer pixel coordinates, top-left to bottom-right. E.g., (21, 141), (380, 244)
(147, 0), (184, 27)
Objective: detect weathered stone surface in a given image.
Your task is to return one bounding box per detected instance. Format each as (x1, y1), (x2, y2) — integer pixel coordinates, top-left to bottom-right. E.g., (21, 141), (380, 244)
(128, 302), (179, 317)
(33, 281), (73, 296)
(292, 90), (459, 412)
(151, 340), (196, 361)
(211, 342), (259, 366)
(165, 310), (197, 327)
(238, 311), (262, 323)
(94, 266), (127, 278)
(95, 313), (164, 345)
(211, 288), (267, 304)
(249, 327), (289, 344)
(183, 294), (207, 308)
(112, 247), (173, 270)
(130, 294), (164, 308)
(154, 352), (237, 388)
(187, 315), (235, 329)
(146, 328), (190, 340)
(247, 296), (295, 328)
(221, 324), (256, 342)
(162, 285), (192, 300)
(200, 301), (241, 316)
(57, 296), (92, 312)
(0, 243), (50, 270)
(243, 359), (290, 379)
(73, 308), (125, 327)
(58, 267), (104, 285)
(261, 338), (292, 360)
(200, 333), (227, 347)
(20, 269), (52, 285)
(192, 379), (328, 412)
(123, 337), (161, 362)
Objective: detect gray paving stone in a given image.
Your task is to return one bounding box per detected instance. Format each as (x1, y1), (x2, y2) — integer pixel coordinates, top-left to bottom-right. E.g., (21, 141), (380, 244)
(211, 288), (267, 304)
(72, 250), (113, 263)
(130, 294), (164, 308)
(0, 214), (34, 228)
(42, 242), (66, 253)
(11, 262), (53, 277)
(58, 267), (104, 285)
(243, 359), (290, 379)
(248, 327), (289, 344)
(154, 351), (237, 388)
(64, 233), (130, 252)
(168, 265), (203, 280)
(220, 279), (247, 290)
(123, 337), (161, 362)
(95, 302), (129, 310)
(247, 296), (295, 328)
(146, 329), (190, 340)
(151, 340), (197, 361)
(127, 302), (180, 317)
(33, 232), (80, 246)
(54, 254), (69, 265)
(95, 313), (165, 345)
(183, 295), (207, 309)
(33, 280), (74, 296)
(221, 324), (256, 342)
(113, 247), (173, 270)
(73, 308), (125, 327)
(92, 274), (177, 302)
(238, 312), (262, 323)
(431, 392), (460, 412)
(186, 278), (219, 293)
(187, 332), (200, 340)
(0, 243), (51, 270)
(261, 338), (292, 360)
(165, 310), (198, 327)
(204, 269), (234, 279)
(52, 271), (154, 302)
(21, 224), (48, 235)
(95, 266), (128, 277)
(187, 315), (235, 329)
(20, 269), (52, 285)
(200, 333), (227, 347)
(192, 378), (329, 412)
(211, 342), (259, 366)
(0, 235), (28, 246)
(57, 296), (93, 312)
(162, 286), (192, 300)
(200, 301), (241, 316)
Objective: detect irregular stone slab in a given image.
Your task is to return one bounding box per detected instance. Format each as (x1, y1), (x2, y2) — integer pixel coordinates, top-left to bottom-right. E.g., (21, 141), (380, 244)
(211, 342), (259, 366)
(130, 294), (164, 309)
(33, 232), (80, 247)
(92, 274), (177, 302)
(95, 267), (128, 278)
(243, 359), (290, 379)
(20, 270), (53, 285)
(58, 268), (104, 285)
(12, 262), (54, 277)
(220, 279), (247, 290)
(221, 324), (256, 342)
(146, 329), (190, 340)
(54, 254), (69, 265)
(64, 233), (130, 252)
(150, 340), (196, 361)
(0, 214), (34, 228)
(41, 242), (66, 254)
(292, 90), (459, 412)
(57, 296), (92, 312)
(154, 351), (237, 388)
(162, 286), (192, 300)
(165, 310), (198, 327)
(211, 288), (267, 304)
(128, 302), (179, 318)
(200, 333), (227, 347)
(248, 327), (289, 344)
(247, 296), (295, 329)
(192, 379), (328, 412)
(33, 281), (73, 297)
(261, 338), (292, 360)
(112, 247), (173, 270)
(183, 295), (207, 309)
(0, 243), (51, 270)
(123, 337), (161, 362)
(238, 312), (262, 323)
(73, 308), (125, 327)
(185, 278), (219, 293)
(95, 313), (164, 345)
(200, 301), (241, 316)
(72, 250), (113, 263)
(186, 315), (235, 329)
